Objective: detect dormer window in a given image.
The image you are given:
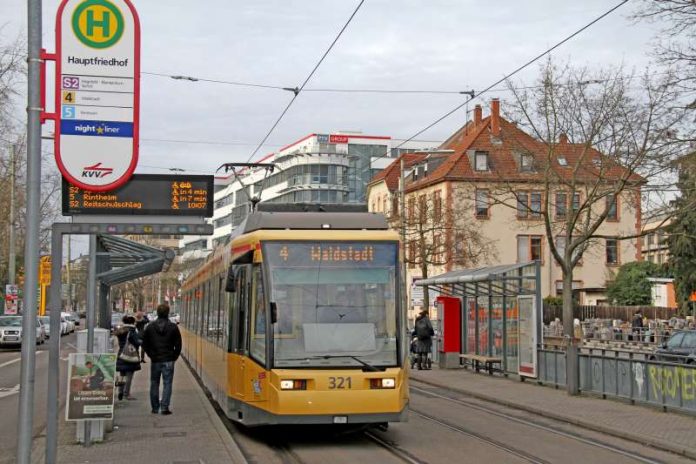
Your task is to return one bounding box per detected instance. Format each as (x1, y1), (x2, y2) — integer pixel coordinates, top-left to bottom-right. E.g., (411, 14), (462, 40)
(520, 153), (534, 172)
(558, 156), (568, 166)
(475, 151), (489, 171)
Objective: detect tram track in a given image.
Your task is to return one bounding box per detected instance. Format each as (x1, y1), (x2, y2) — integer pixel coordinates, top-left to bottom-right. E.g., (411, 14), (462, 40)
(363, 430), (430, 464)
(409, 379), (665, 464)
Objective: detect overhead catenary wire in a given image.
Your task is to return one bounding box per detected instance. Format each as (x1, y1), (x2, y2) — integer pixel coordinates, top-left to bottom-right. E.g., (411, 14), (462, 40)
(244, 0), (366, 164)
(349, 0), (631, 180)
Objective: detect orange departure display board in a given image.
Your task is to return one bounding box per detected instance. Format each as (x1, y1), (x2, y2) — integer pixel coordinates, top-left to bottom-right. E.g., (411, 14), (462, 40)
(62, 174), (214, 217)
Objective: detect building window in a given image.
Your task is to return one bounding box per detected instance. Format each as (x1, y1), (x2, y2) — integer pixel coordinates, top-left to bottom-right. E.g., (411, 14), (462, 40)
(391, 196), (399, 218)
(517, 192), (529, 218)
(572, 192), (580, 212)
(517, 191), (542, 218)
(606, 194), (618, 221)
(383, 197), (387, 213)
(433, 190), (442, 223)
(517, 235), (543, 263)
(557, 156), (568, 166)
(648, 233), (654, 246)
(475, 151), (489, 171)
(520, 153), (534, 172)
(554, 280), (582, 297)
(475, 189), (489, 218)
(555, 236), (582, 264)
(606, 238), (619, 265)
(408, 197), (415, 223)
(418, 194), (427, 223)
(408, 240), (417, 268)
(555, 192), (567, 219)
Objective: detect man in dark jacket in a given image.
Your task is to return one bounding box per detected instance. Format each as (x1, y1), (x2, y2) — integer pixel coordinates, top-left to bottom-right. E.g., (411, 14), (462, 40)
(142, 303), (181, 415)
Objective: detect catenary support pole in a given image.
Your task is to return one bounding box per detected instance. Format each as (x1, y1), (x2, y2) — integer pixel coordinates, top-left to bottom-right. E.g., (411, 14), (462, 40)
(16, 0), (42, 462)
(46, 226), (63, 464)
(8, 144), (17, 284)
(399, 157), (408, 352)
(84, 234), (97, 446)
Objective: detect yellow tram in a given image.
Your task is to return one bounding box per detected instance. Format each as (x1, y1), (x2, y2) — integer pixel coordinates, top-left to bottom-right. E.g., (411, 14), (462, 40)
(180, 205), (409, 426)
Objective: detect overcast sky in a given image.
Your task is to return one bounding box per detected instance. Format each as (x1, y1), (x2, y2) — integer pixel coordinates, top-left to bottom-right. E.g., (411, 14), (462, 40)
(1, 0), (664, 178)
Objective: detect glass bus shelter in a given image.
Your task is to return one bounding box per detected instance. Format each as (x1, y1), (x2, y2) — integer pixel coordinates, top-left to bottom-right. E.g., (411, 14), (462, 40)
(416, 262), (541, 377)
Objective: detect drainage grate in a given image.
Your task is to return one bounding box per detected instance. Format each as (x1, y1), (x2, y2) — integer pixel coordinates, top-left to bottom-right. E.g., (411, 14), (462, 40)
(162, 431), (187, 438)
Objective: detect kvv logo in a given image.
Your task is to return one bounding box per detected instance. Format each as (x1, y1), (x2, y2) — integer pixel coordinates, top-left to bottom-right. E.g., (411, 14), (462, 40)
(72, 0), (124, 49)
(82, 163), (114, 178)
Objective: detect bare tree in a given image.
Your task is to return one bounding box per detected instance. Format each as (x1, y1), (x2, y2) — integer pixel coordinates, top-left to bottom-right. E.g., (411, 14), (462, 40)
(633, 0), (696, 129)
(485, 62), (692, 392)
(402, 185), (495, 310)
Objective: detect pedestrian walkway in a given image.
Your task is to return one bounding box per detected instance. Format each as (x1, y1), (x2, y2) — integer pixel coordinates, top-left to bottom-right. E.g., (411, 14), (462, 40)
(35, 360), (245, 464)
(410, 366), (696, 460)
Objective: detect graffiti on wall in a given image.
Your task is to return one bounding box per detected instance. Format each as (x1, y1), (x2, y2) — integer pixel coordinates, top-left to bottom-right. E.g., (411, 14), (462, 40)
(647, 364), (696, 401)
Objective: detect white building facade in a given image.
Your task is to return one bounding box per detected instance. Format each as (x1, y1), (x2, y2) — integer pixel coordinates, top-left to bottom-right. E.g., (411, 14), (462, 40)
(180, 133), (430, 258)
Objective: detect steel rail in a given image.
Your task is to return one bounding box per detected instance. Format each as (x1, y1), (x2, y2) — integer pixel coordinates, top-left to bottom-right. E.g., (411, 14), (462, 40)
(410, 382), (664, 464)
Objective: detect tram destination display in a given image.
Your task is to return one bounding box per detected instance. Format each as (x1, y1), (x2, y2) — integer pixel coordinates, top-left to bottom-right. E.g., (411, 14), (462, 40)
(62, 174), (213, 217)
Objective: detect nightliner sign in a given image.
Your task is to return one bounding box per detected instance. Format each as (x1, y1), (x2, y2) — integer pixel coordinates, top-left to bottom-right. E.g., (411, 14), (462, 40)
(55, 0), (141, 192)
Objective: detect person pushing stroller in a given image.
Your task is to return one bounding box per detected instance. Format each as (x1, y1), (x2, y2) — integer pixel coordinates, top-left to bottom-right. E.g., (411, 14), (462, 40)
(412, 310), (434, 370)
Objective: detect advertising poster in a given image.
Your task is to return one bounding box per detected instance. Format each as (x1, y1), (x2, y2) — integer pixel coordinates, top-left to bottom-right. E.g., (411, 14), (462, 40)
(4, 284), (18, 315)
(66, 353), (117, 421)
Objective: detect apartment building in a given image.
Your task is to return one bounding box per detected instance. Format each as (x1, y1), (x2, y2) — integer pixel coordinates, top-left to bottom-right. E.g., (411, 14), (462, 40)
(368, 99), (643, 310)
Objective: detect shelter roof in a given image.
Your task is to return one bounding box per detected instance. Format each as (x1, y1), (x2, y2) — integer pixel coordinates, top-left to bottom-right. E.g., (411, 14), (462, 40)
(96, 234), (175, 286)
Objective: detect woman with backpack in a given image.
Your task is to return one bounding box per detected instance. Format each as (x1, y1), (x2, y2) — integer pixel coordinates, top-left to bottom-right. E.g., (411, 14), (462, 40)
(412, 310), (434, 370)
(115, 314), (142, 400)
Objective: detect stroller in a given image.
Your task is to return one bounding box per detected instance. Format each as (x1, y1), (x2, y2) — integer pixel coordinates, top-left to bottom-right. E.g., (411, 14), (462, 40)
(409, 336), (432, 370)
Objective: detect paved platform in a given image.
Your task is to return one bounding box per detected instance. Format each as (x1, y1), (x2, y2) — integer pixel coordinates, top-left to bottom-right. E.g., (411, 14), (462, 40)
(33, 359), (245, 464)
(410, 366), (696, 460)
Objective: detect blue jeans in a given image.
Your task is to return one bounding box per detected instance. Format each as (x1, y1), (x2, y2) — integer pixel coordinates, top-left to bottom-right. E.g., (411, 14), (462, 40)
(150, 361), (175, 412)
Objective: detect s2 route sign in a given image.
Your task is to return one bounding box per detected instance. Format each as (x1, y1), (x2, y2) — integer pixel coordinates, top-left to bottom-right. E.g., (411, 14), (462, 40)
(55, 0), (140, 192)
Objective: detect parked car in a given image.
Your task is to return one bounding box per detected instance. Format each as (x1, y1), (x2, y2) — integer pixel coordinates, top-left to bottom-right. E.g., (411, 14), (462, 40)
(0, 316), (23, 347)
(653, 330), (696, 364)
(0, 316), (45, 346)
(36, 318), (46, 344)
(60, 316), (70, 336)
(67, 312), (80, 326)
(111, 312), (125, 333)
(40, 316), (53, 338)
(61, 312), (76, 333)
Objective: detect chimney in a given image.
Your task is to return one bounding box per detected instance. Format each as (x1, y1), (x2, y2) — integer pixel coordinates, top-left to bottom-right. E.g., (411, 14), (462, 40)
(559, 133), (568, 144)
(491, 98), (500, 136)
(473, 104), (482, 126)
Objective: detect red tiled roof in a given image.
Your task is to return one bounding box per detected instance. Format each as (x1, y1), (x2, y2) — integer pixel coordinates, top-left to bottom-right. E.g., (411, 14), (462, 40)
(369, 152), (428, 192)
(399, 113), (645, 193)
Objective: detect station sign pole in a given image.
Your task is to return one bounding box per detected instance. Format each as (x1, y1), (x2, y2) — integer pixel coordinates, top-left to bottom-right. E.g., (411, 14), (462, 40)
(54, 0), (141, 192)
(16, 0), (42, 461)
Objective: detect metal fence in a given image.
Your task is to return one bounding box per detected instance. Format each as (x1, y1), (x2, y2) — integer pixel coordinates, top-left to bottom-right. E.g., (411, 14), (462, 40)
(543, 305), (676, 324)
(536, 347), (696, 414)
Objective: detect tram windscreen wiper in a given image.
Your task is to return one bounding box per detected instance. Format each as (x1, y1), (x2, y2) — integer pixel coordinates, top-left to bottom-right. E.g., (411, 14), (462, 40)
(278, 355), (384, 372)
(313, 354), (384, 372)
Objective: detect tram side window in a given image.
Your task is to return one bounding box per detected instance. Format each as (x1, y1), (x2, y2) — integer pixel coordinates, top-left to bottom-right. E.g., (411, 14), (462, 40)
(250, 265), (267, 365)
(199, 285), (207, 336)
(233, 266), (250, 353)
(218, 274), (226, 348)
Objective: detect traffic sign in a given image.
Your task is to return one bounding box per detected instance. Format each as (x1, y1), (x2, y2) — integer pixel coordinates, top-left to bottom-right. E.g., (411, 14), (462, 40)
(54, 0), (141, 192)
(40, 256), (52, 286)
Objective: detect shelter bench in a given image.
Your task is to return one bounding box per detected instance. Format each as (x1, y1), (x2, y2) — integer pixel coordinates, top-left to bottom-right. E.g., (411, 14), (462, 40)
(459, 354), (502, 375)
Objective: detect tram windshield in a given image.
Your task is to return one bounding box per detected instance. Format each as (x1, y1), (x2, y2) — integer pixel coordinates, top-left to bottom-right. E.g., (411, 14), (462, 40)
(264, 241), (399, 369)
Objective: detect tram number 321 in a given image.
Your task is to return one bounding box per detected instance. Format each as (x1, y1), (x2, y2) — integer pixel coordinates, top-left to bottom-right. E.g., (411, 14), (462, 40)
(328, 377), (352, 389)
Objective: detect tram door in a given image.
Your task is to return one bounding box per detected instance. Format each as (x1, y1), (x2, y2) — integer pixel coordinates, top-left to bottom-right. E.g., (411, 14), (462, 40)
(231, 265), (250, 399)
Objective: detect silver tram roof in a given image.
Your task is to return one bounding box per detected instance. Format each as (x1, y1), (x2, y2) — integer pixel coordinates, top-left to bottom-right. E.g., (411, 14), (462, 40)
(233, 203), (389, 236)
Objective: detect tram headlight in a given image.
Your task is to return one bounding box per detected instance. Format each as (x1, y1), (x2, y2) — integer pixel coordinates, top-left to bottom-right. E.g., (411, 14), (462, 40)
(280, 379), (307, 390)
(370, 378), (396, 389)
